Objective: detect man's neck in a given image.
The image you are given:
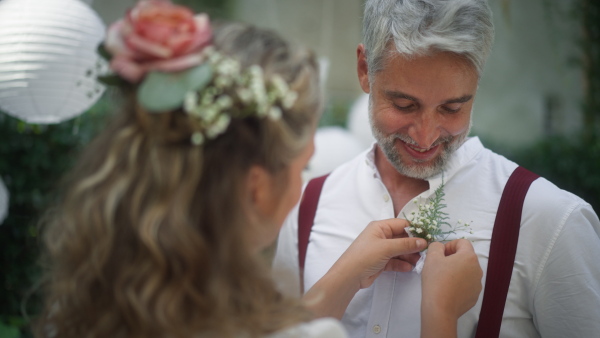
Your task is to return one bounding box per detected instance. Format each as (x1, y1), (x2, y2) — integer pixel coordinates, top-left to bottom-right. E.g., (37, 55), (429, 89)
(374, 145), (430, 215)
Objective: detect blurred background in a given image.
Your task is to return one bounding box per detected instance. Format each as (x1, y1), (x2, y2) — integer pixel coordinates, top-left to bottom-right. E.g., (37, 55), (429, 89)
(0, 0), (598, 336)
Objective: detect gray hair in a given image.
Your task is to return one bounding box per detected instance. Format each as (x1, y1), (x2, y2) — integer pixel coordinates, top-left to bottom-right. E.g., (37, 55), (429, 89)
(363, 0), (494, 78)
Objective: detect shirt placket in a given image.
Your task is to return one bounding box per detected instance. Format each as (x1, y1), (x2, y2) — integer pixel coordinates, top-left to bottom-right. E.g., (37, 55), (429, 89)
(364, 169), (397, 337)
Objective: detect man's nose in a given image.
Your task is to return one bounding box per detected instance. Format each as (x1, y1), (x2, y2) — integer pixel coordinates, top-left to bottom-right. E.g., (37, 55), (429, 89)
(409, 111), (441, 149)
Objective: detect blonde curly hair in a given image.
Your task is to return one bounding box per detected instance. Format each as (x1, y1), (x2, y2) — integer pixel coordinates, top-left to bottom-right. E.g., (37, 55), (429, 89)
(36, 22), (321, 338)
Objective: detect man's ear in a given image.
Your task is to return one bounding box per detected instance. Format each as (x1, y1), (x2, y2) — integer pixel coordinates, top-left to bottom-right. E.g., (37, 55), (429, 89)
(246, 165), (273, 217)
(357, 44), (371, 94)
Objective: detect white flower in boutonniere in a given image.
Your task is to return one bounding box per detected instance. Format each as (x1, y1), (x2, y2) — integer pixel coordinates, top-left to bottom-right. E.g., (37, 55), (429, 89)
(404, 177), (473, 273)
(405, 178), (473, 244)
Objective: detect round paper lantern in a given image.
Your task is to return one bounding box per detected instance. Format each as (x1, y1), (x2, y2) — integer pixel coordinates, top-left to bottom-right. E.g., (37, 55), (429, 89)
(0, 177), (8, 225)
(0, 0), (106, 124)
(347, 93), (376, 148)
(303, 126), (365, 181)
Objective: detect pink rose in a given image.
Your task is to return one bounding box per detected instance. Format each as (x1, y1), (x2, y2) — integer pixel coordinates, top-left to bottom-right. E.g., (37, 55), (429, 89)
(104, 0), (212, 83)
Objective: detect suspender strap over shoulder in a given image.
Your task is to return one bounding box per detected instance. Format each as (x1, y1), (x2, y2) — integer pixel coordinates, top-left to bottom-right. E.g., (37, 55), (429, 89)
(475, 166), (539, 338)
(298, 174), (329, 273)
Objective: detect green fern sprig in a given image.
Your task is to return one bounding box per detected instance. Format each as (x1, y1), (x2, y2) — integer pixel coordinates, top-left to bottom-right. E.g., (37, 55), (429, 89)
(404, 178), (472, 243)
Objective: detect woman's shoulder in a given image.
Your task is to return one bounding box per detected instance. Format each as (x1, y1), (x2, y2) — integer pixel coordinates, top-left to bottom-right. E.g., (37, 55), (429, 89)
(266, 318), (347, 338)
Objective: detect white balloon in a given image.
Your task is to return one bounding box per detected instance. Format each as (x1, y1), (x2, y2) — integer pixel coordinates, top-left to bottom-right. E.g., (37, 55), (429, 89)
(0, 176), (8, 225)
(303, 126), (366, 182)
(0, 0), (107, 124)
(347, 93), (376, 148)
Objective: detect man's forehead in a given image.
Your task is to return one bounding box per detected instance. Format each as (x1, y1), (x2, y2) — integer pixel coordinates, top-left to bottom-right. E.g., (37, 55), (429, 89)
(383, 90), (474, 104)
(381, 49), (478, 76)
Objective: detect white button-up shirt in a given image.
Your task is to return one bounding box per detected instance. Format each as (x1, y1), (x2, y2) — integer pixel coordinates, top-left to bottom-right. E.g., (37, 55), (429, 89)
(273, 137), (600, 338)
(266, 318), (347, 338)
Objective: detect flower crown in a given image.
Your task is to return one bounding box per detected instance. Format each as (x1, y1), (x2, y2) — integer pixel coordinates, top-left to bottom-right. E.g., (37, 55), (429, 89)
(98, 0), (297, 145)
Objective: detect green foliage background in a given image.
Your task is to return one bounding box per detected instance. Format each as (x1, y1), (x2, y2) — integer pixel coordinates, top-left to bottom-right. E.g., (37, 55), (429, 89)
(488, 0), (600, 213)
(0, 99), (113, 337)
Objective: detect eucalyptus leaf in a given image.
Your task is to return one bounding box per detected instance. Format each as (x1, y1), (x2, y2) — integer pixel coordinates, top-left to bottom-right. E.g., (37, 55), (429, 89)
(138, 64), (213, 113)
(184, 63), (213, 92)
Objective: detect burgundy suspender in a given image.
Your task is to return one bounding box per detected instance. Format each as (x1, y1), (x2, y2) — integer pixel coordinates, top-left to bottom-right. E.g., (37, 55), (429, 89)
(298, 173), (329, 274)
(298, 166), (539, 337)
(475, 166), (539, 338)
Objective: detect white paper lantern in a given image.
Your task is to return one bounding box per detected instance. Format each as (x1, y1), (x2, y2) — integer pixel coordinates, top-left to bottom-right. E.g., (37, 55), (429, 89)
(0, 0), (106, 124)
(303, 126), (365, 182)
(0, 177), (8, 225)
(347, 93), (376, 148)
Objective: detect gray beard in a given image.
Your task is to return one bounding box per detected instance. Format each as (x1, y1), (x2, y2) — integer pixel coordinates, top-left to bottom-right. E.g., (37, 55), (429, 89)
(370, 120), (470, 180)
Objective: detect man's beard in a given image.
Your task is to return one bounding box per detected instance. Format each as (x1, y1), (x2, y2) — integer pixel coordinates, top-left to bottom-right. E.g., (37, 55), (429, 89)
(370, 119), (471, 180)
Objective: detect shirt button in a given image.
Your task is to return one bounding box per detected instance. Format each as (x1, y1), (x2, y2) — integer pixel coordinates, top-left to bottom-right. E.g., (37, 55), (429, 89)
(383, 194), (390, 202)
(373, 325), (381, 334)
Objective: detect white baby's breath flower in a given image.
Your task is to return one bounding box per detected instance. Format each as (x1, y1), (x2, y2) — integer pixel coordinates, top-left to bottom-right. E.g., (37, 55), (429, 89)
(257, 102), (269, 117)
(282, 91), (298, 110)
(253, 85), (267, 108)
(271, 75), (288, 95)
(217, 58), (240, 76)
(403, 177), (473, 243)
(268, 106), (282, 120)
(184, 91), (198, 113)
(206, 48), (221, 64)
(203, 106), (220, 121)
(216, 95), (233, 109)
(249, 66), (267, 104)
(237, 88), (252, 103)
(191, 132), (204, 146)
(206, 114), (231, 138)
(180, 52), (304, 147)
(215, 75), (233, 89)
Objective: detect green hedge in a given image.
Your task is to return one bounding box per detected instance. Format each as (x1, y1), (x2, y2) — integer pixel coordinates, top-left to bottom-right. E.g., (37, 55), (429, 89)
(0, 99), (112, 337)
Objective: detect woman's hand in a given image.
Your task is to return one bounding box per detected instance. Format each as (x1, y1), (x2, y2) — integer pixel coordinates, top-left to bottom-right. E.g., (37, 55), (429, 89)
(421, 239), (483, 338)
(333, 218), (426, 289)
(304, 218), (426, 318)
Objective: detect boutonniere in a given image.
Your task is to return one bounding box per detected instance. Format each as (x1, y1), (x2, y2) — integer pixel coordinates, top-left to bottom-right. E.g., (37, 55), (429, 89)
(405, 178), (473, 244)
(403, 177), (473, 274)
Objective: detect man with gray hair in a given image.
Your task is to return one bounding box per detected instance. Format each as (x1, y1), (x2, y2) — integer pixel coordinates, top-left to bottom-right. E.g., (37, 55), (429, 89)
(274, 0), (600, 337)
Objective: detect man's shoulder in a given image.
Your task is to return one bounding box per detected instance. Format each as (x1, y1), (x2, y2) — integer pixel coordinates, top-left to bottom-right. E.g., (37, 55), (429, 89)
(525, 176), (590, 214)
(453, 143), (591, 215)
(483, 148), (588, 207)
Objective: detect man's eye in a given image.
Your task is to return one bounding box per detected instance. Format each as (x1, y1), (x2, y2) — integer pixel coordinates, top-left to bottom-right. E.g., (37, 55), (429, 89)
(442, 105), (461, 113)
(395, 104), (415, 111)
